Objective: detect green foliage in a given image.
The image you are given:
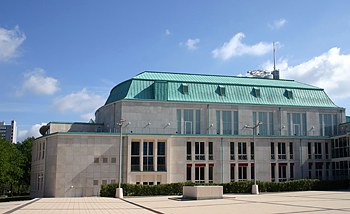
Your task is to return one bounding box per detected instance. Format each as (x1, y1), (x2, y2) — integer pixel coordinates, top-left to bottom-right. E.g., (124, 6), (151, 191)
(0, 137), (34, 196)
(100, 180), (349, 197)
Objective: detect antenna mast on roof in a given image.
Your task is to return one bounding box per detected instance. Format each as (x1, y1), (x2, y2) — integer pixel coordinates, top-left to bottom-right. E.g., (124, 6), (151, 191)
(273, 42), (276, 71)
(271, 42), (280, 80)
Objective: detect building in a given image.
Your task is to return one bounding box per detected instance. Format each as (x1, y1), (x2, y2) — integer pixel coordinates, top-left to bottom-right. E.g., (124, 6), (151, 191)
(0, 120), (17, 143)
(31, 71), (350, 197)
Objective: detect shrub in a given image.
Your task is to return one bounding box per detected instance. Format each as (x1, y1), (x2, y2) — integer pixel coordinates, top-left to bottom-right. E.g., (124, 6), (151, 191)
(100, 179), (349, 197)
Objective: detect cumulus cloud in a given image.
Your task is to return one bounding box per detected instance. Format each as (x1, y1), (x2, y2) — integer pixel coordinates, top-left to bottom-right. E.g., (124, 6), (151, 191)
(262, 47), (350, 100)
(268, 18), (287, 30)
(185, 38), (200, 50)
(53, 88), (105, 120)
(0, 25), (26, 62)
(17, 123), (46, 142)
(20, 68), (60, 95)
(212, 32), (271, 60)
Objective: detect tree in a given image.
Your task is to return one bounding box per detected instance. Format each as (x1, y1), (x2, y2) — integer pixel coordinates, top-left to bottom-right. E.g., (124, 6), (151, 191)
(0, 137), (33, 196)
(16, 137), (34, 188)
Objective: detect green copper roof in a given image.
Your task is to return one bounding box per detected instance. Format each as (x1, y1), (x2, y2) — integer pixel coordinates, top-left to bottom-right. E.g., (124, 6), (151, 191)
(105, 71), (338, 108)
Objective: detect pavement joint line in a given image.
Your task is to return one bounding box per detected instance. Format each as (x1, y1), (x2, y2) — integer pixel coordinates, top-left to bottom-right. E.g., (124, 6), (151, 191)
(121, 198), (164, 214)
(3, 198), (40, 214)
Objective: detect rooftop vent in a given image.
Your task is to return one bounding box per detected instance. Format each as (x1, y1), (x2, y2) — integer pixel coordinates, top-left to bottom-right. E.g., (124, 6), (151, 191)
(252, 87), (261, 97)
(218, 85), (226, 96)
(285, 89), (293, 99)
(182, 83), (189, 94)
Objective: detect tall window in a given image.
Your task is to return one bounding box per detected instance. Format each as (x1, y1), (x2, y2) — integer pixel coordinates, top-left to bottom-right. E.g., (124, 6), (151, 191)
(315, 163), (323, 180)
(184, 110), (194, 134)
(289, 142), (294, 159)
(195, 166), (205, 183)
(319, 114), (337, 136)
(287, 113), (307, 136)
(208, 142), (213, 160)
(222, 111), (232, 134)
(195, 110), (200, 134)
(315, 142), (322, 159)
(290, 164), (294, 180)
(308, 142), (312, 159)
(186, 165), (192, 181)
(177, 109), (201, 134)
(157, 142), (166, 171)
(216, 110), (238, 135)
(251, 164), (255, 180)
(250, 142), (254, 160)
(187, 142), (191, 160)
(325, 142), (329, 159)
(308, 163), (313, 179)
(278, 164), (287, 181)
(195, 142), (205, 160)
(271, 142), (275, 160)
(278, 142), (286, 160)
(230, 164), (235, 182)
(271, 164), (275, 181)
(230, 142), (235, 160)
(131, 142), (140, 171)
(208, 165), (214, 183)
(238, 142), (247, 160)
(238, 165), (247, 181)
(143, 142), (153, 171)
(253, 112), (273, 135)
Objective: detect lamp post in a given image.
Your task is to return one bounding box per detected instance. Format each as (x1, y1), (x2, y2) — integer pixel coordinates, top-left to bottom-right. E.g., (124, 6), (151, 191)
(116, 119), (126, 198)
(244, 121), (262, 195)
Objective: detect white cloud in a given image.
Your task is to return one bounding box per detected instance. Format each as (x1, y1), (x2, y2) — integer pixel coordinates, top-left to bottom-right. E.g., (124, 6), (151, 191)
(17, 123), (46, 142)
(165, 29), (171, 36)
(262, 47), (350, 100)
(268, 18), (287, 30)
(53, 88), (105, 120)
(212, 32), (271, 60)
(0, 25), (26, 62)
(20, 68), (60, 95)
(185, 38), (200, 50)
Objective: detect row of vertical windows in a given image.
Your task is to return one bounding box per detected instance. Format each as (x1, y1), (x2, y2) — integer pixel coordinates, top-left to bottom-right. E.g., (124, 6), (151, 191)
(287, 113), (307, 136)
(307, 142), (330, 159)
(186, 141), (213, 161)
(186, 165), (214, 183)
(216, 110), (238, 135)
(230, 142), (254, 160)
(319, 114), (337, 136)
(131, 141), (166, 172)
(271, 142), (294, 160)
(177, 110), (338, 136)
(177, 109), (201, 134)
(34, 142), (45, 161)
(331, 137), (350, 158)
(271, 164), (293, 182)
(94, 157), (117, 164)
(253, 112), (273, 135)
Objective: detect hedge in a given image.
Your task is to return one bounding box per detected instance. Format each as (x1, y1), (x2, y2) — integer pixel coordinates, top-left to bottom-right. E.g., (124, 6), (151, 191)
(100, 179), (349, 197)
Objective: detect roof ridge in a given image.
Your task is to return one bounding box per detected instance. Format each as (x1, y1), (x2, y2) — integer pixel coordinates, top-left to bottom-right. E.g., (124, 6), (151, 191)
(135, 70), (297, 82)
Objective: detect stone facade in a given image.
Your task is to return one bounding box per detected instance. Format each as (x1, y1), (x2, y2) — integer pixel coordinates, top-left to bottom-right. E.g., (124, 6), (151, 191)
(30, 72), (350, 197)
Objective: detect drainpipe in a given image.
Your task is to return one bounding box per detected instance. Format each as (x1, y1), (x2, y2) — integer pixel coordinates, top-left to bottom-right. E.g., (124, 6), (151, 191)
(221, 137), (224, 183)
(207, 104), (210, 134)
(279, 107), (282, 136)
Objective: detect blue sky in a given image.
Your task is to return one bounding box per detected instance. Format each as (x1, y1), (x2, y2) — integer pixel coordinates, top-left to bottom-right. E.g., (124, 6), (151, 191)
(1, 0), (350, 141)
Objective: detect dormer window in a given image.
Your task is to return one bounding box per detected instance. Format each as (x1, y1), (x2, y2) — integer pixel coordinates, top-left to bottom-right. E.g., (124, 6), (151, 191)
(218, 85), (226, 96)
(182, 83), (189, 94)
(253, 87), (261, 97)
(285, 89), (293, 99)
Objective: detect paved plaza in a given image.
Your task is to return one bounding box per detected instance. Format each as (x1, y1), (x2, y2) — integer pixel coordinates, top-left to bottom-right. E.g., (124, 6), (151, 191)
(1, 191), (350, 214)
